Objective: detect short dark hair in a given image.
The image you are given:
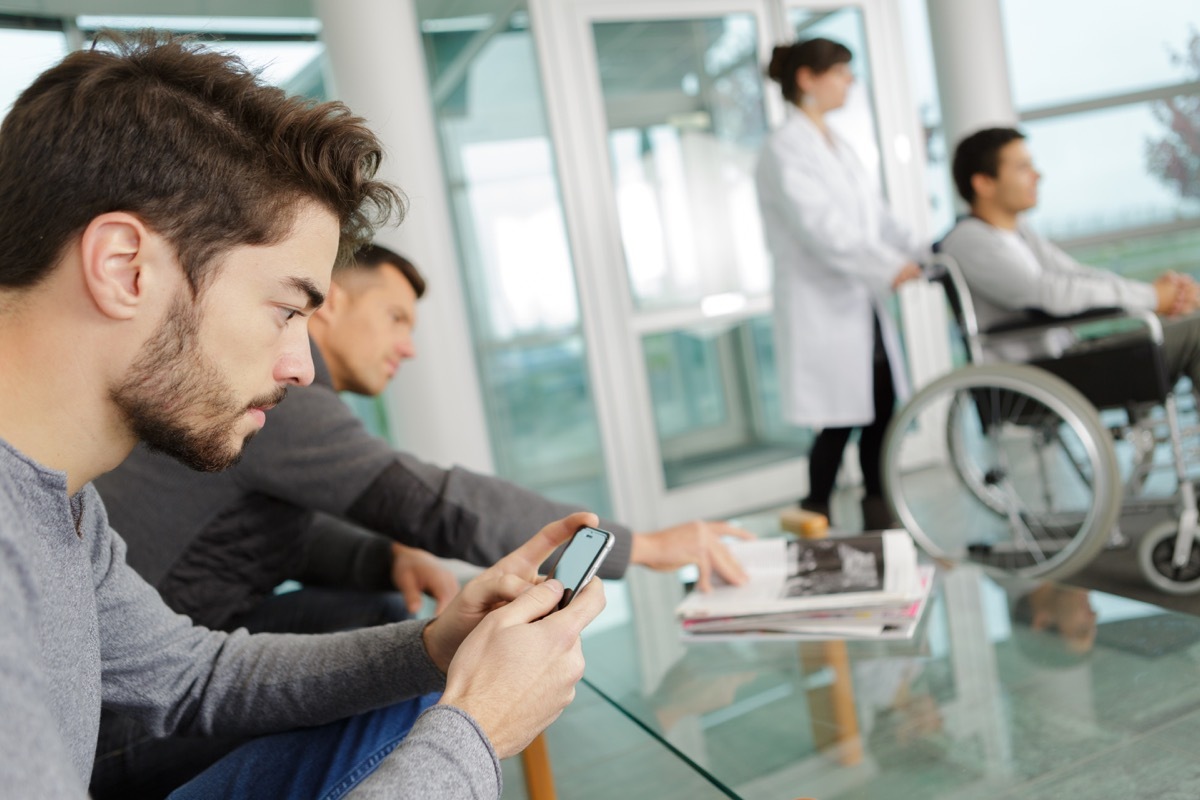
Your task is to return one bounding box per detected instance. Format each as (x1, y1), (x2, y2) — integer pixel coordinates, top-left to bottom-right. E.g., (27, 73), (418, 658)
(0, 30), (404, 293)
(766, 37), (852, 105)
(951, 127), (1026, 205)
(344, 243), (426, 299)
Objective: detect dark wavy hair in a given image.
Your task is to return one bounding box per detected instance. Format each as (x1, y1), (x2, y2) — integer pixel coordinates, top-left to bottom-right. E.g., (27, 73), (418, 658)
(0, 30), (404, 293)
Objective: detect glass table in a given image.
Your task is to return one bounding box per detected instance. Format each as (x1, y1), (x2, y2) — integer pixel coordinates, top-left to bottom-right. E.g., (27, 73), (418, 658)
(580, 561), (1200, 799)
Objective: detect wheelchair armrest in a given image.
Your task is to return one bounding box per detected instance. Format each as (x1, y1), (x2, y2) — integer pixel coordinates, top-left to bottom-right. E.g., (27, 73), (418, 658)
(981, 307), (1164, 347)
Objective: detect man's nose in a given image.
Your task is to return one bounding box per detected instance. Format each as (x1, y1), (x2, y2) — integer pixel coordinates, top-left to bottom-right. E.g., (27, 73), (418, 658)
(278, 331), (315, 386)
(396, 334), (416, 361)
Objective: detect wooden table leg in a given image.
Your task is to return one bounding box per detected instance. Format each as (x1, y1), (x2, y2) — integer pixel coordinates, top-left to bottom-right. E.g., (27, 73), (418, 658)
(791, 518), (862, 766)
(521, 732), (557, 800)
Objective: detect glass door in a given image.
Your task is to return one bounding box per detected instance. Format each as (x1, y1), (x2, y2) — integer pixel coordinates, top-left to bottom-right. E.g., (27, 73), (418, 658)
(533, 0), (941, 527)
(592, 12), (813, 490)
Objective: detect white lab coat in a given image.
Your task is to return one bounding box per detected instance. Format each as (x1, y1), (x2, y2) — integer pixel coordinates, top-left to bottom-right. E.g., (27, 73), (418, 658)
(756, 110), (925, 427)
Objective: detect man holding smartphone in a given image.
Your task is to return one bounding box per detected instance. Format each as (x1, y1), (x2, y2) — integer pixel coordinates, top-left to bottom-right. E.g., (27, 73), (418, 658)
(0, 32), (604, 800)
(92, 247), (755, 795)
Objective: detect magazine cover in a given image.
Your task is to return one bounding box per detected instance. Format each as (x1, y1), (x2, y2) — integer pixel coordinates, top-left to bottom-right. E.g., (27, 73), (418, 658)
(681, 565), (936, 641)
(676, 530), (922, 620)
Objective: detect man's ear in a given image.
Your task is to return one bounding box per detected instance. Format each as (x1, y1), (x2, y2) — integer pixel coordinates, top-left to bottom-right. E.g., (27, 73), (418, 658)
(312, 279), (347, 323)
(79, 212), (153, 321)
(970, 172), (995, 203)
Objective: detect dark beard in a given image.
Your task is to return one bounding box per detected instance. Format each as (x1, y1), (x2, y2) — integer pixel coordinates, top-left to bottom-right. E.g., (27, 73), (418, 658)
(111, 295), (271, 473)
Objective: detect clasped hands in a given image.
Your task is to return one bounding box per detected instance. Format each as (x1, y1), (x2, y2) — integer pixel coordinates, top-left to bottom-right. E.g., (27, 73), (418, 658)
(1154, 271), (1200, 318)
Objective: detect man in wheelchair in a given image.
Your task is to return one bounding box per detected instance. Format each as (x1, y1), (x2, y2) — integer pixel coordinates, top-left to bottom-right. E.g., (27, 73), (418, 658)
(904, 126), (1200, 594)
(939, 126), (1200, 384)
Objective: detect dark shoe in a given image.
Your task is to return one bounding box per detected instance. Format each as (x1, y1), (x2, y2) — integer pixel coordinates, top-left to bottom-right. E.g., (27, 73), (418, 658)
(799, 497), (830, 518)
(860, 495), (899, 530)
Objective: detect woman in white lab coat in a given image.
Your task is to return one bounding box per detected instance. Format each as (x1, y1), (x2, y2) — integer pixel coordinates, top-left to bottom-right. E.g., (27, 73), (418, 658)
(755, 38), (925, 529)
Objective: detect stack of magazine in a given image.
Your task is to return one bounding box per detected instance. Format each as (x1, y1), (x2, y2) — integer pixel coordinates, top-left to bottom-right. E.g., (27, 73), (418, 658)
(676, 530), (934, 642)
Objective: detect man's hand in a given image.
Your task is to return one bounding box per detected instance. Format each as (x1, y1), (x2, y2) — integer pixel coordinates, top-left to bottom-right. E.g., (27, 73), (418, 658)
(391, 544), (460, 615)
(422, 512), (600, 674)
(1154, 272), (1199, 317)
(1170, 273), (1200, 316)
(439, 576), (605, 759)
(891, 262), (923, 290)
(630, 520), (756, 592)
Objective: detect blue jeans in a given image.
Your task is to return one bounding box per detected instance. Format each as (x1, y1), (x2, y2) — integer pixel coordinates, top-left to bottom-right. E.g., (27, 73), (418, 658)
(167, 693), (440, 800)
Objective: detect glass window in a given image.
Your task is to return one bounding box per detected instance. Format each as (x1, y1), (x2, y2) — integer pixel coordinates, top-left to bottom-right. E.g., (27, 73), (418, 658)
(419, 1), (611, 514)
(1001, 0), (1200, 111)
(645, 317), (811, 489)
(0, 18), (68, 122)
(594, 15), (770, 312)
(1023, 101), (1200, 241)
(592, 14), (812, 489)
(77, 17), (328, 101)
(1001, 2), (1200, 280)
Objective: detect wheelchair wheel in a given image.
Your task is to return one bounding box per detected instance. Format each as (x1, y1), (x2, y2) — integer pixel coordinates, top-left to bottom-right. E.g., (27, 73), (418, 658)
(1137, 521), (1200, 595)
(947, 391), (1008, 516)
(883, 363), (1121, 581)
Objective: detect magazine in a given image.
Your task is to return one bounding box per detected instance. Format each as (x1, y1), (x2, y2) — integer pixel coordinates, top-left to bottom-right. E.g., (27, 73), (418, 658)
(676, 530), (926, 629)
(680, 564), (935, 642)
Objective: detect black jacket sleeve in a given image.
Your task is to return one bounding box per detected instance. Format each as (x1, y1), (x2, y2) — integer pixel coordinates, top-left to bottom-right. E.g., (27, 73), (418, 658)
(345, 459), (633, 579)
(294, 514), (396, 591)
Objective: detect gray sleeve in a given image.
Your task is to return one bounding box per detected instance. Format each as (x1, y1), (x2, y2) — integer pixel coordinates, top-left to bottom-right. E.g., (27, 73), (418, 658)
(347, 706), (502, 800)
(942, 220), (1156, 316)
(346, 458), (634, 579)
(95, 525), (448, 739)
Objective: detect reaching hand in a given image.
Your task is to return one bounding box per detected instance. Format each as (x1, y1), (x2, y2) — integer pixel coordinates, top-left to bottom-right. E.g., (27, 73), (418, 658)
(891, 262), (923, 290)
(630, 520), (756, 592)
(421, 511), (600, 673)
(390, 544), (460, 615)
(439, 576), (605, 758)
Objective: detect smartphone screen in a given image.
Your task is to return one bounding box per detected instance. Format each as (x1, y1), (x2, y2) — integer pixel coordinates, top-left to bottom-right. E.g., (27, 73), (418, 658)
(549, 526), (615, 610)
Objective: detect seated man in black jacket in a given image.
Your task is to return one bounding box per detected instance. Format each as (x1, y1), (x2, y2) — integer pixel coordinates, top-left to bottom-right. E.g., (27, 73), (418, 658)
(92, 242), (754, 797)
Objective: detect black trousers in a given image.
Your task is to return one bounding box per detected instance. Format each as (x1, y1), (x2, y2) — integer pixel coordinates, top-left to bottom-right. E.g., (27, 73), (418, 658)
(805, 315), (896, 505)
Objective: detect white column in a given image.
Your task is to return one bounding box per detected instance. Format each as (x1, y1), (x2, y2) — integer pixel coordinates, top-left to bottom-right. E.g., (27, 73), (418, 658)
(926, 0), (1018, 157)
(315, 0), (495, 474)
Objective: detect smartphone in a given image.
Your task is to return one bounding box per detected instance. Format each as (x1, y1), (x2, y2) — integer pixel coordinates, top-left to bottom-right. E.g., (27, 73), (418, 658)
(548, 526), (615, 610)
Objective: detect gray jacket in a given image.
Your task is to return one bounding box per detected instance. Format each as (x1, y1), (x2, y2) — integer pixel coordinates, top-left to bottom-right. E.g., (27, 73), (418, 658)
(0, 437), (500, 798)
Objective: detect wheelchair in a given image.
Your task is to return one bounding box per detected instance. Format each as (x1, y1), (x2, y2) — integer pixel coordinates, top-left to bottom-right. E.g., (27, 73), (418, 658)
(882, 254), (1200, 594)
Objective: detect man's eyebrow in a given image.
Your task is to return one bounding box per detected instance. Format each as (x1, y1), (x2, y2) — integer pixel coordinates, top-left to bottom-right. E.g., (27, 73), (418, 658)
(283, 277), (325, 311)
